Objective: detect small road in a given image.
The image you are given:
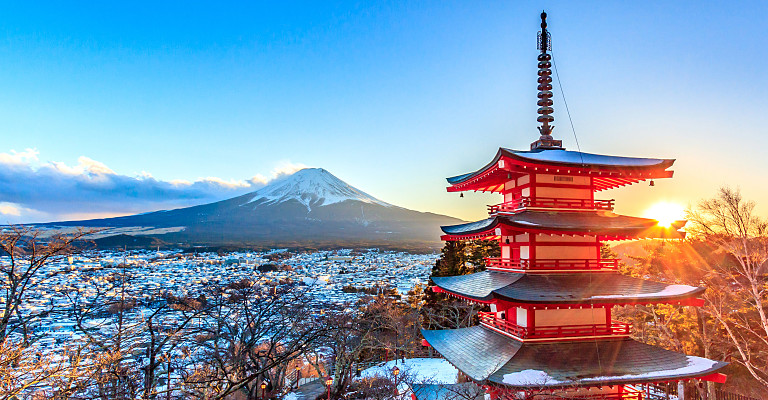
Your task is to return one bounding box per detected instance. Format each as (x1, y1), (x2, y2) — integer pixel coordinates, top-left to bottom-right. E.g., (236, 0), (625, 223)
(294, 380), (326, 400)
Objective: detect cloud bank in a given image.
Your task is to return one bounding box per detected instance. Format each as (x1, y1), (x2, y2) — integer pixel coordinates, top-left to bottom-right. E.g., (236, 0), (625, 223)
(0, 148), (307, 224)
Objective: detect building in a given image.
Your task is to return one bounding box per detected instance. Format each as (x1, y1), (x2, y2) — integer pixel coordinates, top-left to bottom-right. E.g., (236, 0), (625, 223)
(421, 12), (727, 400)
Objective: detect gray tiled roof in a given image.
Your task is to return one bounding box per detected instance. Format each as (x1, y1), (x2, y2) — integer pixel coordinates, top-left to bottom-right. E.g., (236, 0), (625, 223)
(433, 272), (703, 304)
(441, 211), (678, 238)
(488, 338), (727, 388)
(423, 326), (727, 389)
(432, 271), (524, 301)
(491, 273), (704, 304)
(421, 326), (523, 381)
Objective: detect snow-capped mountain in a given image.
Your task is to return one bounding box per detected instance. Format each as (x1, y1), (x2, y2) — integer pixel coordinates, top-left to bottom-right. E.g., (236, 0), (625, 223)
(246, 168), (391, 211)
(43, 168), (462, 250)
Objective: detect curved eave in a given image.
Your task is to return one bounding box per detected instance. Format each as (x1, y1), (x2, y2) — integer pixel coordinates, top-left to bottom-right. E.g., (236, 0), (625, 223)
(423, 326), (728, 390)
(446, 148), (675, 193)
(487, 338), (728, 389)
(434, 271), (705, 306)
(492, 284), (706, 306)
(432, 271), (524, 303)
(440, 212), (685, 241)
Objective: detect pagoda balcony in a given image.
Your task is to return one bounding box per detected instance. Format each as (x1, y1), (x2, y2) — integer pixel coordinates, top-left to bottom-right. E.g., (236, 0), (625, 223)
(485, 257), (619, 272)
(478, 312), (632, 340)
(498, 392), (645, 400)
(487, 197), (615, 215)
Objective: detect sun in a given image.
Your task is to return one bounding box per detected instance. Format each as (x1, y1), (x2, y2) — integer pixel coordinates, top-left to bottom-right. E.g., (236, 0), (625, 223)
(643, 202), (686, 227)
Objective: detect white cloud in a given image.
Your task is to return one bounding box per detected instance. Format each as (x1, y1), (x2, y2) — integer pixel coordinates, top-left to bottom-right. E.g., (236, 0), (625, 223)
(271, 161), (309, 178)
(0, 149), (309, 223)
(197, 177), (252, 189)
(47, 156), (116, 176)
(0, 148), (39, 166)
(0, 202), (23, 216)
(77, 156), (115, 175)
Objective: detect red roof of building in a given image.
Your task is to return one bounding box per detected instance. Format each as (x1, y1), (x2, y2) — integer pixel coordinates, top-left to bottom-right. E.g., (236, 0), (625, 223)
(446, 148), (675, 192)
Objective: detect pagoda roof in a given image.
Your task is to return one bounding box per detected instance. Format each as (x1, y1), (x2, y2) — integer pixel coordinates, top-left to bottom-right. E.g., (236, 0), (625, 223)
(446, 148), (675, 192)
(422, 326), (727, 389)
(432, 271), (704, 305)
(440, 210), (684, 241)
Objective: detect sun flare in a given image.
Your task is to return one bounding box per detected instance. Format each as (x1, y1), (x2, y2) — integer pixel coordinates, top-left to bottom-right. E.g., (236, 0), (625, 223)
(643, 202), (686, 227)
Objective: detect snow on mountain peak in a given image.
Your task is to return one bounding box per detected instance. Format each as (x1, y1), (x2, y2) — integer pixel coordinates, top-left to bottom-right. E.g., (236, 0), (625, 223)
(245, 168), (391, 210)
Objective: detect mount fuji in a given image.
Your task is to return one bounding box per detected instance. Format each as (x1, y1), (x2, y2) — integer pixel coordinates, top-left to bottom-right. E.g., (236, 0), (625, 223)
(43, 168), (463, 250)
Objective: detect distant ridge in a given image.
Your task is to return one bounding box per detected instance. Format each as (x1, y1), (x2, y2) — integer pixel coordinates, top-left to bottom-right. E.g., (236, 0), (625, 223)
(39, 168), (462, 250)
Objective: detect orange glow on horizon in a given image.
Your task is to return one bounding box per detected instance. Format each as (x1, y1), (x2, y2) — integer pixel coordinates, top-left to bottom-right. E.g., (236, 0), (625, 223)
(643, 202), (686, 227)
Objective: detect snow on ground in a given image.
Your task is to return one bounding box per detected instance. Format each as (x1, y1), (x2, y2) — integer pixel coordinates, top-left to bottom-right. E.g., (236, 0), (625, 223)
(283, 392), (301, 400)
(360, 358), (459, 384)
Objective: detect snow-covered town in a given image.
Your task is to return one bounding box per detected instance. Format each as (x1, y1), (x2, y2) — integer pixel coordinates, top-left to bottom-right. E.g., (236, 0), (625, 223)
(8, 248), (436, 340)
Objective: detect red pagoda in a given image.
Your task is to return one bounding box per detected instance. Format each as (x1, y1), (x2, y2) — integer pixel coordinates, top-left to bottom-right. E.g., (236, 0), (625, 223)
(421, 12), (727, 400)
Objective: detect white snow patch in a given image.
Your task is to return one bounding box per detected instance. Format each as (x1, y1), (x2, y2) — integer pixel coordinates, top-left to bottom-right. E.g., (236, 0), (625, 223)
(502, 356), (717, 386)
(302, 276), (329, 286)
(510, 149), (667, 167)
(502, 369), (563, 385)
(245, 168), (390, 211)
(581, 356), (718, 382)
(590, 284), (698, 299)
(360, 358), (459, 384)
(283, 393), (301, 400)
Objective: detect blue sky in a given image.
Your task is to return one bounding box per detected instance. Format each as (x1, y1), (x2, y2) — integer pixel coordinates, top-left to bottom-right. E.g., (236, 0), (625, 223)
(0, 1), (766, 223)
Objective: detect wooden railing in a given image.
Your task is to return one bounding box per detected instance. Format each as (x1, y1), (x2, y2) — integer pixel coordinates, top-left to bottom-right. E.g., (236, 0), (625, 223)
(566, 394), (643, 400)
(488, 197), (614, 214)
(478, 312), (631, 339)
(485, 257), (619, 271)
(499, 391), (643, 400)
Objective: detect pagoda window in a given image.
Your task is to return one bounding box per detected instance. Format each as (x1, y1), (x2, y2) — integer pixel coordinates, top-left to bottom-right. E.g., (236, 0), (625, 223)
(501, 246), (511, 259)
(519, 246), (529, 259)
(535, 234), (596, 243)
(535, 186), (591, 199)
(536, 174), (590, 186)
(534, 307), (606, 327)
(536, 245), (596, 259)
(515, 307), (528, 327)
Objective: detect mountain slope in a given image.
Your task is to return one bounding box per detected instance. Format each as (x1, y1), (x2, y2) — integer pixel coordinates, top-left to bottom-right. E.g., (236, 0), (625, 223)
(43, 168), (462, 249)
(245, 168), (390, 210)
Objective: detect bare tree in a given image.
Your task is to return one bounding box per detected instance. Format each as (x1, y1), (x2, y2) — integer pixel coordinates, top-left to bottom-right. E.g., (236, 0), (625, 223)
(422, 294), (484, 330)
(0, 339), (92, 399)
(0, 226), (100, 399)
(687, 187), (768, 387)
(0, 226), (97, 343)
(184, 280), (324, 400)
(66, 262), (207, 400)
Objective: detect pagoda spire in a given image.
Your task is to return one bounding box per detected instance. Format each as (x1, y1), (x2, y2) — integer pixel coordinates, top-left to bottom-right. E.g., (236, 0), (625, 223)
(531, 11), (563, 150)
